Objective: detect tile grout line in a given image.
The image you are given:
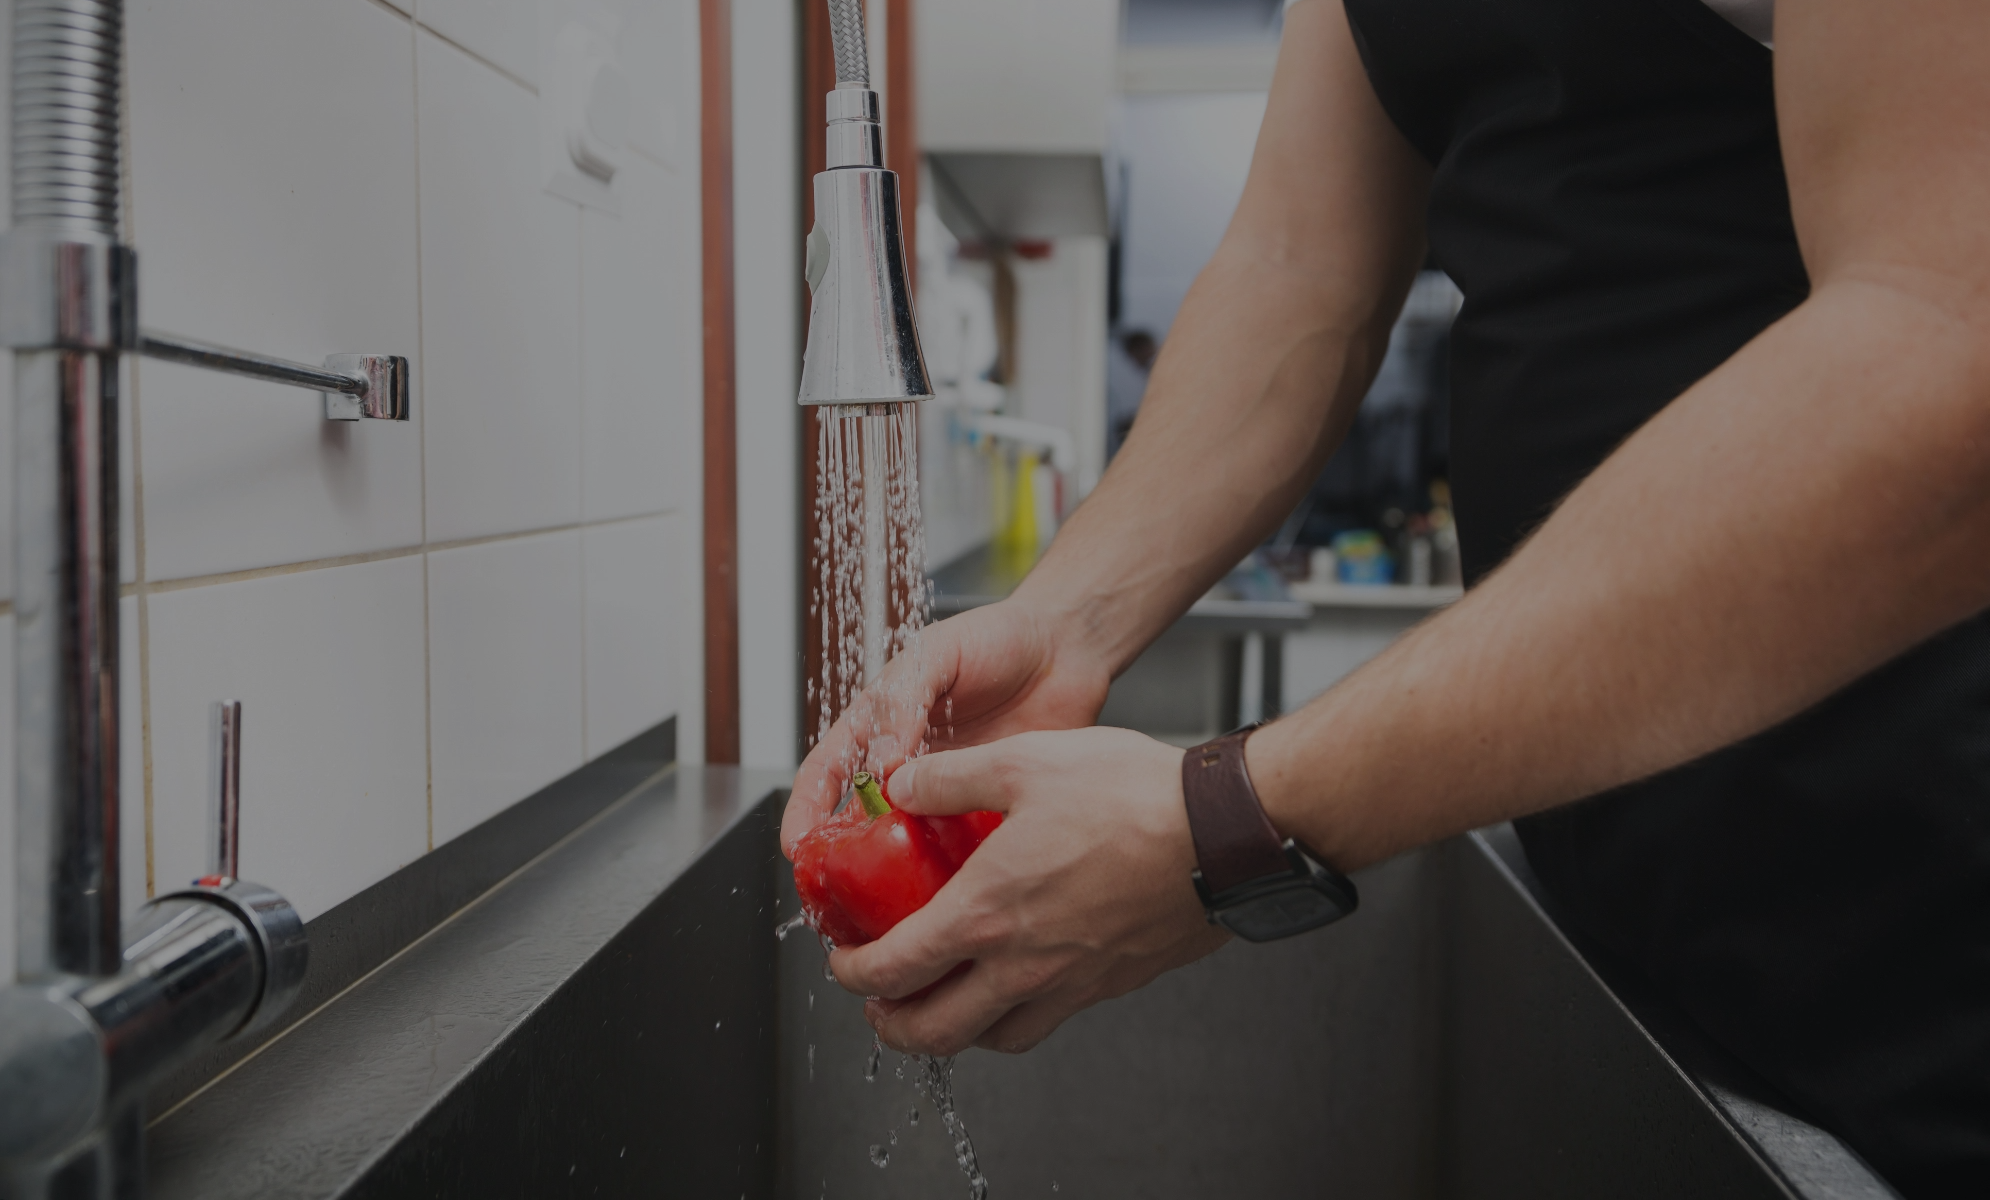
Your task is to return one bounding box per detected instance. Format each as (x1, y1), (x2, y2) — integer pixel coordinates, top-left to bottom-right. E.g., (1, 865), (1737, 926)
(415, 19), (538, 97)
(361, 0), (538, 103)
(412, 8), (434, 855)
(126, 509), (681, 598)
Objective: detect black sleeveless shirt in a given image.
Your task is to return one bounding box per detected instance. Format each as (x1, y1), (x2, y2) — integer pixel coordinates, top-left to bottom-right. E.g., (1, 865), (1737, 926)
(1339, 1), (1990, 1193)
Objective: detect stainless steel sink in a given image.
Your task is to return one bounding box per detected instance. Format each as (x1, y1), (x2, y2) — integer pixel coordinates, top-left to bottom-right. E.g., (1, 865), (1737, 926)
(145, 766), (1894, 1199)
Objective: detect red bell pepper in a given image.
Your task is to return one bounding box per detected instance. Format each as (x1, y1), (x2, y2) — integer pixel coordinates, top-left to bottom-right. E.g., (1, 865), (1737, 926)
(792, 770), (1002, 947)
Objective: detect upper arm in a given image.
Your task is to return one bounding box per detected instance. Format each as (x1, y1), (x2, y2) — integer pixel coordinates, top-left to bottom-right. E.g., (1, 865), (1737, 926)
(1212, 0), (1432, 335)
(1776, 1), (1990, 319)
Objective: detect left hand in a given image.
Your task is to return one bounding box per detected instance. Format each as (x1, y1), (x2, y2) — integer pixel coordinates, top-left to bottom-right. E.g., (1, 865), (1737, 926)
(827, 726), (1231, 1056)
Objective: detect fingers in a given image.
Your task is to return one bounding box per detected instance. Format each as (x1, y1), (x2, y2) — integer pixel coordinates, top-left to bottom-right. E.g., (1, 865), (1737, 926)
(784, 725), (860, 854)
(864, 958), (1052, 1057)
(783, 647), (962, 854)
(828, 886), (981, 1001)
(972, 990), (1093, 1055)
(885, 744), (1025, 817)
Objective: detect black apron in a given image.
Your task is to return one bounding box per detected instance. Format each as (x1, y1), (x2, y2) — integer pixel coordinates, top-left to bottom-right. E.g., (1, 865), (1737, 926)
(1338, 1), (1990, 1194)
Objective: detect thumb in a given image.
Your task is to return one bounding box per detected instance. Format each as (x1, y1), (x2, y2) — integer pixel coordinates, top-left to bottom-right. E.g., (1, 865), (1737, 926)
(887, 744), (1019, 817)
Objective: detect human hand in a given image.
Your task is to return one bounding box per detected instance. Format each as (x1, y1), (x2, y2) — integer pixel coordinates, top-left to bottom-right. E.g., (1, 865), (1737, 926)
(826, 726), (1230, 1056)
(782, 600), (1112, 856)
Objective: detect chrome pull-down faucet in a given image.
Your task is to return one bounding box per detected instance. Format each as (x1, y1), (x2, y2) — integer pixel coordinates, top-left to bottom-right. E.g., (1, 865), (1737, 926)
(0, 3), (345, 1195)
(797, 0), (933, 412)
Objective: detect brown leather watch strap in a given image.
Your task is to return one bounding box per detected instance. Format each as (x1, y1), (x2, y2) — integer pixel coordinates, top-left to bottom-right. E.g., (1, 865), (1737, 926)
(1182, 725), (1291, 895)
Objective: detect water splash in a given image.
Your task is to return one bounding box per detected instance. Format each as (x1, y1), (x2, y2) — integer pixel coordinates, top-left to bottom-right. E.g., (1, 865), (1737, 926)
(916, 1054), (990, 1199)
(775, 912), (809, 940)
(811, 406), (992, 1198)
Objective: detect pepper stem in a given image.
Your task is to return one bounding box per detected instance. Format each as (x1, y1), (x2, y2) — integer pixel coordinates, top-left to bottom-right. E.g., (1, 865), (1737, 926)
(852, 771), (891, 818)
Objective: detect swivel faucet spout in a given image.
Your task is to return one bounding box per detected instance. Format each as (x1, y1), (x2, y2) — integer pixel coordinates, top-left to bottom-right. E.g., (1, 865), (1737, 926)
(0, 5), (310, 1195)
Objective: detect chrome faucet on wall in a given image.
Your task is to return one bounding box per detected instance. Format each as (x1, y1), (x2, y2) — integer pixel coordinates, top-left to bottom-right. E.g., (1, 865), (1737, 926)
(0, 2), (405, 1194)
(797, 0), (932, 412)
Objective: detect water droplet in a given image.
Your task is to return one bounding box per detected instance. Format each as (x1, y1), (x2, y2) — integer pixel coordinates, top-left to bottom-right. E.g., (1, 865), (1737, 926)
(863, 1036), (883, 1082)
(807, 1043), (815, 1082)
(714, 1020), (721, 1030)
(808, 990), (815, 1011)
(1052, 1184), (1059, 1193)
(909, 1107), (919, 1127)
(775, 912), (809, 940)
(868, 1145), (890, 1169)
(888, 1129), (898, 1145)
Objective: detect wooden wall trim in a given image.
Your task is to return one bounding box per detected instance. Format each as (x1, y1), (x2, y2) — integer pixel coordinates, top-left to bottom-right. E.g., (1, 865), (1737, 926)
(800, 0), (833, 752)
(701, 0), (740, 765)
(886, 0), (918, 272)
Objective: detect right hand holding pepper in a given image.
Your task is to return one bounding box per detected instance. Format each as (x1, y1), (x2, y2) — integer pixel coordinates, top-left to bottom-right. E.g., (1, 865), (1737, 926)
(828, 727), (1231, 1057)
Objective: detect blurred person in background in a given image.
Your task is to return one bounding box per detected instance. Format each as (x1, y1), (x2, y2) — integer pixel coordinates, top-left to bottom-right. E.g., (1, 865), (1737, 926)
(789, 1), (1990, 1191)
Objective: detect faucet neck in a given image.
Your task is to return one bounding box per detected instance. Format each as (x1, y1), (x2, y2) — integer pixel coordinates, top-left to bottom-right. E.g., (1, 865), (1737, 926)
(825, 87), (884, 170)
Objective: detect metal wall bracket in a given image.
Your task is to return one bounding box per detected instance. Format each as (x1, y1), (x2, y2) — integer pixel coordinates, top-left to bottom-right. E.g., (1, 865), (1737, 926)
(140, 330), (410, 422)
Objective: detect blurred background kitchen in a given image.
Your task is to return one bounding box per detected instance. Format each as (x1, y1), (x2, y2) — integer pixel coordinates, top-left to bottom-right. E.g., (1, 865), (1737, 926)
(901, 0), (1463, 748)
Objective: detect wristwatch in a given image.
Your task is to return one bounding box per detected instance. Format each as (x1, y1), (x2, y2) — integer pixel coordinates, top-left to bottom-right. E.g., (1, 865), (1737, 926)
(1181, 724), (1358, 942)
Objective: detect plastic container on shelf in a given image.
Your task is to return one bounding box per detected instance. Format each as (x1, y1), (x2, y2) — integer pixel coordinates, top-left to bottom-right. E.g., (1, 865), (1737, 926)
(1332, 530), (1394, 586)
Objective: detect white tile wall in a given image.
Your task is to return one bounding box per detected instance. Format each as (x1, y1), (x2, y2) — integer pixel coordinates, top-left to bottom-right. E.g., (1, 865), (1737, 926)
(0, 0), (722, 978)
(419, 29), (585, 544)
(145, 559), (430, 922)
(128, 0), (424, 581)
(618, 0), (700, 171)
(416, 0), (540, 89)
(581, 158), (693, 521)
(733, 0), (800, 770)
(428, 530), (586, 846)
(583, 516), (680, 758)
(121, 599), (144, 920)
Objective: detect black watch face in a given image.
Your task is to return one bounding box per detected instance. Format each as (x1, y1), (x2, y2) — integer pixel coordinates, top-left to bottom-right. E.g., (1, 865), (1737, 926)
(1214, 880), (1351, 943)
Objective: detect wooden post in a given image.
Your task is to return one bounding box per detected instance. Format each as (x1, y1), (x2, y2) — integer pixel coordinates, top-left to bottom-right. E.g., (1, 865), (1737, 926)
(800, 0), (835, 751)
(701, 0), (740, 764)
(886, 0), (918, 275)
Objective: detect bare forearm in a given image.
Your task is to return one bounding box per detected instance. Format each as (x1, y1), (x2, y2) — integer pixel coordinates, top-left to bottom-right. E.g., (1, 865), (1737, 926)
(1252, 279), (1990, 870)
(1010, 0), (1429, 678)
(1013, 260), (1402, 674)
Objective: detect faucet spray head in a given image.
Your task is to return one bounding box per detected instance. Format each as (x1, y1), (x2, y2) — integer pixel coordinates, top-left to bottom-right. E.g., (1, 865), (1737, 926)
(797, 2), (931, 408)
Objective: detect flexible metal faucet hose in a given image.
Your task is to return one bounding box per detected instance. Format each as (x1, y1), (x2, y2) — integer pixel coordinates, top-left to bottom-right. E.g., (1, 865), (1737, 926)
(12, 0), (124, 235)
(825, 0), (870, 88)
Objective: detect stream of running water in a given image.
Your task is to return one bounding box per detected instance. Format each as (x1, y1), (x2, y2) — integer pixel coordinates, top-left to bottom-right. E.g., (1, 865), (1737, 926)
(798, 402), (989, 1197)
(809, 403), (932, 740)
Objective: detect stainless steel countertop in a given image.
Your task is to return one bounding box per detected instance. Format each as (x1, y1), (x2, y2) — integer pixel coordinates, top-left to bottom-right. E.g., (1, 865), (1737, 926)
(930, 542), (1311, 633)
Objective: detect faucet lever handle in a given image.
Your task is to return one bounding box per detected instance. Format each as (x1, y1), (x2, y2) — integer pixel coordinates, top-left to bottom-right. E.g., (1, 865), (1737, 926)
(204, 700), (243, 884)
